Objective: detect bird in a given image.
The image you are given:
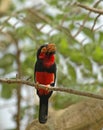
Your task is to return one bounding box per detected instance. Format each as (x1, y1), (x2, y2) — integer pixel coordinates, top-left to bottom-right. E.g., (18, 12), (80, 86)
(34, 43), (56, 124)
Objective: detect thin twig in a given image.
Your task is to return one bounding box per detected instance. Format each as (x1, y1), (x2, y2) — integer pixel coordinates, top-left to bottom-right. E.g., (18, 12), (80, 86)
(91, 14), (101, 31)
(73, 11), (91, 38)
(74, 0), (102, 37)
(76, 2), (103, 14)
(0, 78), (103, 100)
(94, 24), (103, 32)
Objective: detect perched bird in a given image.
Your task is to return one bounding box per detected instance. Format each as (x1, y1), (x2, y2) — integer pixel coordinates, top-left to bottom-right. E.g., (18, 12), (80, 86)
(34, 43), (56, 124)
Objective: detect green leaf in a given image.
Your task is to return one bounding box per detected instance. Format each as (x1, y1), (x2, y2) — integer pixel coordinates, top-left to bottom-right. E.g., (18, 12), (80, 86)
(83, 43), (95, 56)
(82, 57), (92, 71)
(15, 26), (33, 39)
(98, 32), (103, 45)
(82, 27), (95, 41)
(59, 38), (69, 56)
(92, 46), (103, 64)
(0, 53), (15, 68)
(21, 55), (34, 76)
(69, 49), (84, 65)
(1, 84), (16, 99)
(67, 63), (76, 81)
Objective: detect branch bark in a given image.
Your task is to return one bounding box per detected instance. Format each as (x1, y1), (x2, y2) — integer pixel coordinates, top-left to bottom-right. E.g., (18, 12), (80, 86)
(74, 0), (101, 37)
(76, 2), (103, 14)
(26, 99), (103, 130)
(0, 78), (103, 100)
(15, 41), (22, 130)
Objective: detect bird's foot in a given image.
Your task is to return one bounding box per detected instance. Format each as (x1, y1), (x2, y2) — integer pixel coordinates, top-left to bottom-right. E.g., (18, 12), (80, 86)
(45, 85), (50, 92)
(35, 82), (39, 89)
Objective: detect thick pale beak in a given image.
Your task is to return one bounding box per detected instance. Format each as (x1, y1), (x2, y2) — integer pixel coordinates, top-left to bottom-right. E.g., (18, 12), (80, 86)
(41, 43), (56, 54)
(46, 43), (56, 54)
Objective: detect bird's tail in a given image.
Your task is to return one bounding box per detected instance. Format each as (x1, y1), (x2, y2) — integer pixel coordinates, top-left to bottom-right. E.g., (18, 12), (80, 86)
(39, 97), (48, 123)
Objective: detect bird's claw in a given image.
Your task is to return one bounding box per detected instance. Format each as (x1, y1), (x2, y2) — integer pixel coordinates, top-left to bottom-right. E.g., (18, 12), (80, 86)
(35, 82), (39, 89)
(45, 85), (50, 92)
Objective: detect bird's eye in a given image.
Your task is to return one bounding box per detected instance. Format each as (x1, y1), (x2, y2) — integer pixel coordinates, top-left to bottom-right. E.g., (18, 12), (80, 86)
(41, 47), (47, 53)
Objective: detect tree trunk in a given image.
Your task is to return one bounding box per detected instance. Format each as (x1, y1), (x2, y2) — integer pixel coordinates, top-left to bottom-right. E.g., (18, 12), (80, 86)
(26, 99), (103, 130)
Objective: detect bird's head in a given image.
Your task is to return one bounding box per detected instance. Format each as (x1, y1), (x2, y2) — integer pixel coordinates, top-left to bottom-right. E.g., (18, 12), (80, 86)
(37, 43), (56, 60)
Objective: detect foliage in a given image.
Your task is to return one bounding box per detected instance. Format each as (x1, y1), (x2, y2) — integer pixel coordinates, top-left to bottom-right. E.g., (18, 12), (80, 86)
(0, 0), (103, 129)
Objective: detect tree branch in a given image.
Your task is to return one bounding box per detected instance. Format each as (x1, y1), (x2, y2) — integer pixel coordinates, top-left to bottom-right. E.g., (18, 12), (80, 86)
(0, 78), (103, 100)
(15, 38), (21, 130)
(74, 0), (101, 37)
(76, 2), (103, 14)
(26, 99), (103, 130)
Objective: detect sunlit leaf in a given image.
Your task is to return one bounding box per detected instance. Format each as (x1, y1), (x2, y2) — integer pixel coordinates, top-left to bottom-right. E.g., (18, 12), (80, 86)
(92, 46), (103, 64)
(83, 43), (95, 56)
(69, 49), (84, 65)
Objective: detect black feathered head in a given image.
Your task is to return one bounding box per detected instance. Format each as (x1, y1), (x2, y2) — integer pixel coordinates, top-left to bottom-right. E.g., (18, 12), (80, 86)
(37, 43), (56, 59)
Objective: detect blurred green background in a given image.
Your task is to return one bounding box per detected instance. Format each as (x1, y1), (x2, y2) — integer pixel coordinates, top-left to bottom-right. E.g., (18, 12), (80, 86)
(0, 0), (103, 129)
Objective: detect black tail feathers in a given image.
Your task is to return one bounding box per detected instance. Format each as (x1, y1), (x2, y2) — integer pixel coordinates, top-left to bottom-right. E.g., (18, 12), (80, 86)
(39, 97), (48, 124)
